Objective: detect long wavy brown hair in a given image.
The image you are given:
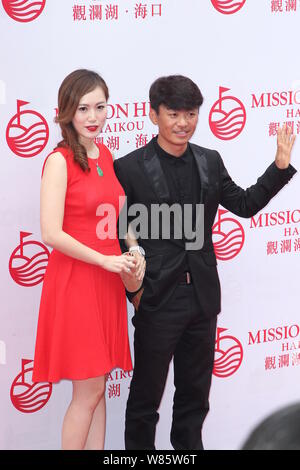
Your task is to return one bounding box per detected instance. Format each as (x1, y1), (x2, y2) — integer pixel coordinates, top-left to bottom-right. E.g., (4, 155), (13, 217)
(55, 69), (109, 171)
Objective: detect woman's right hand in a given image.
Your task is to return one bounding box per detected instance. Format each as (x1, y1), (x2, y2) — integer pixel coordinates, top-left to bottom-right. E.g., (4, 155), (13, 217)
(100, 254), (137, 273)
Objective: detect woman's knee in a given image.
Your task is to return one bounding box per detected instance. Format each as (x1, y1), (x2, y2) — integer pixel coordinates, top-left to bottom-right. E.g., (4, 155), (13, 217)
(72, 376), (106, 412)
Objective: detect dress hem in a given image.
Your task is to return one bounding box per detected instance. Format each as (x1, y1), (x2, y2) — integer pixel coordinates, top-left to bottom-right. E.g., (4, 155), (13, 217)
(32, 363), (133, 384)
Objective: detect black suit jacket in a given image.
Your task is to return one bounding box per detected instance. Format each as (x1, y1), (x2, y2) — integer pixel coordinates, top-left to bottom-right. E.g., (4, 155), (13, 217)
(114, 138), (296, 318)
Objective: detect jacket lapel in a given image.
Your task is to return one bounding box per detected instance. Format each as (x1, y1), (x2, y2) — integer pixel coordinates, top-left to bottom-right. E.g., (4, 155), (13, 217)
(190, 144), (209, 203)
(141, 140), (170, 202)
(141, 140), (209, 204)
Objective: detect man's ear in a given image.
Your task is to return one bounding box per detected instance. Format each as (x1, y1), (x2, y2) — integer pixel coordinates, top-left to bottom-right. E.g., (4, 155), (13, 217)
(149, 107), (158, 125)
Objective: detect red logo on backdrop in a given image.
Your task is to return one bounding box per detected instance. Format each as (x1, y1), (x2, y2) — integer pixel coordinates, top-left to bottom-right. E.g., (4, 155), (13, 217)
(211, 0), (246, 15)
(6, 100), (49, 158)
(2, 0), (46, 22)
(213, 209), (245, 260)
(213, 327), (243, 378)
(209, 87), (246, 140)
(9, 232), (49, 287)
(10, 359), (52, 413)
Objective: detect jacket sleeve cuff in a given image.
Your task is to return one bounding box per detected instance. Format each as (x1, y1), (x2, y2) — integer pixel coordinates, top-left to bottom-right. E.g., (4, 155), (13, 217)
(272, 162), (297, 180)
(125, 283), (144, 302)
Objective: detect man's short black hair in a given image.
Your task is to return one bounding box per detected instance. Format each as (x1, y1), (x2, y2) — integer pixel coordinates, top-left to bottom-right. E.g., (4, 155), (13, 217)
(241, 403), (300, 450)
(149, 75), (203, 113)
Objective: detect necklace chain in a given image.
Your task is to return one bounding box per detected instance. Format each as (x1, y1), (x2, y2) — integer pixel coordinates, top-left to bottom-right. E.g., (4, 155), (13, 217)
(89, 149), (103, 177)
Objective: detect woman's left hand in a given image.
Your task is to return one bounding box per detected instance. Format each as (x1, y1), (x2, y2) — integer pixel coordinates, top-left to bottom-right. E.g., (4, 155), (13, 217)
(129, 251), (146, 281)
(120, 252), (146, 292)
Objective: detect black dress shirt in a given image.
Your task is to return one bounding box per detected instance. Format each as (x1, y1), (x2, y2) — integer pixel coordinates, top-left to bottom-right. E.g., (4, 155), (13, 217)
(153, 138), (201, 271)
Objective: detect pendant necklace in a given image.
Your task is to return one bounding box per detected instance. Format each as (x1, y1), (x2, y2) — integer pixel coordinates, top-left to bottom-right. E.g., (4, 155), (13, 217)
(96, 160), (103, 177)
(90, 150), (103, 177)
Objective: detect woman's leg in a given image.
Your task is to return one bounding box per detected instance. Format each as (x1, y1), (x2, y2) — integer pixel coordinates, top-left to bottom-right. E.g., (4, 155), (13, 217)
(62, 375), (106, 450)
(84, 394), (106, 450)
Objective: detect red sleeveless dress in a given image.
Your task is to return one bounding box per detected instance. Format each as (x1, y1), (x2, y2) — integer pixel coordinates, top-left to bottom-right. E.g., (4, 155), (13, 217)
(32, 144), (132, 383)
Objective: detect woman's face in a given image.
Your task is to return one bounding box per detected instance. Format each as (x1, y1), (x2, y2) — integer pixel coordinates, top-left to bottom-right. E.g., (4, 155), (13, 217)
(72, 86), (107, 143)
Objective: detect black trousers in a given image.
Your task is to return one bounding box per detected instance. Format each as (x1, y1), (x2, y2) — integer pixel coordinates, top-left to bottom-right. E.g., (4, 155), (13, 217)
(125, 283), (217, 450)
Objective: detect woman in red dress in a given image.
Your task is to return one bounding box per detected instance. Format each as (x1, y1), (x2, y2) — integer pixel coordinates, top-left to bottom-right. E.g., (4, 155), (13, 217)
(32, 69), (144, 449)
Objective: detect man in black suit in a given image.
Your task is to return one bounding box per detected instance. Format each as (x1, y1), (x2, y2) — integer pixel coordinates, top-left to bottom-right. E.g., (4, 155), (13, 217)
(113, 75), (297, 450)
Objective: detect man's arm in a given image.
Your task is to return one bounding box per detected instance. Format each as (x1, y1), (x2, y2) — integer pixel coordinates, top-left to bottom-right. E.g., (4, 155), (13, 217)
(219, 125), (297, 217)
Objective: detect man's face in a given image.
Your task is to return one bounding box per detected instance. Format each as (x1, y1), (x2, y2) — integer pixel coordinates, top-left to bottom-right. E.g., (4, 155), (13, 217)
(149, 105), (199, 155)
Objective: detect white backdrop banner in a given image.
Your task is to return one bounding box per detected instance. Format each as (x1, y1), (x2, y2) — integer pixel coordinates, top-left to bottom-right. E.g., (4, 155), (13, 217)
(0, 0), (299, 450)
